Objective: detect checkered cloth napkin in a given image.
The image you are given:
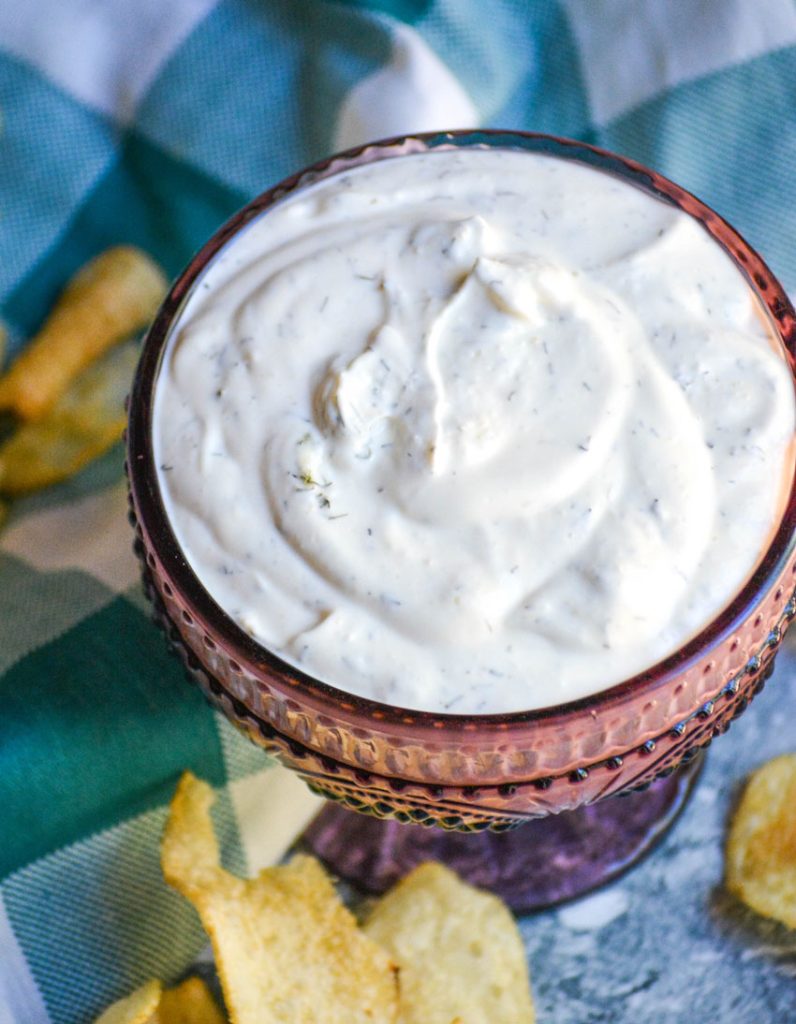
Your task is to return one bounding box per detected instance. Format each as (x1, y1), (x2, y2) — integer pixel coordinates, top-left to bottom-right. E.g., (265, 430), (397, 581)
(2, 2), (796, 1021)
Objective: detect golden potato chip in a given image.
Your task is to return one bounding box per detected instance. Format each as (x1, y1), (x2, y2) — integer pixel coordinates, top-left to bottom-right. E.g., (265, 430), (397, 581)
(0, 246), (166, 420)
(94, 977), (226, 1024)
(94, 980), (161, 1024)
(0, 338), (138, 494)
(365, 862), (535, 1024)
(726, 752), (796, 929)
(162, 772), (398, 1024)
(156, 977), (226, 1024)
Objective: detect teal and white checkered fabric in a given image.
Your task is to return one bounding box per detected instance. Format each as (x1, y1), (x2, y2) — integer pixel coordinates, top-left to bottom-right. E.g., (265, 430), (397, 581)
(2, 2), (796, 1020)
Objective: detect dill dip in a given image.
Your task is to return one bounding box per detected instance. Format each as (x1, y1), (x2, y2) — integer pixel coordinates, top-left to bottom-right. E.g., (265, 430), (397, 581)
(153, 148), (795, 714)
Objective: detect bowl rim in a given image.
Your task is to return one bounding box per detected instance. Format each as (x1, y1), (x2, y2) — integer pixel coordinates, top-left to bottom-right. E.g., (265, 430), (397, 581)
(127, 128), (796, 732)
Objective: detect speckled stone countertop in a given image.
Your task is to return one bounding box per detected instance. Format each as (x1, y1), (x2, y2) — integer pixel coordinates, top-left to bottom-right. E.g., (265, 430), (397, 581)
(521, 631), (796, 1023)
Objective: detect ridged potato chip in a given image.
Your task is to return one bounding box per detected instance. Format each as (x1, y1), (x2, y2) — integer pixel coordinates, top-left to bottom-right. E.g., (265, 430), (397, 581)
(161, 772), (398, 1024)
(0, 246), (166, 421)
(0, 338), (138, 494)
(365, 862), (535, 1024)
(726, 752), (796, 929)
(95, 980), (162, 1024)
(157, 977), (226, 1024)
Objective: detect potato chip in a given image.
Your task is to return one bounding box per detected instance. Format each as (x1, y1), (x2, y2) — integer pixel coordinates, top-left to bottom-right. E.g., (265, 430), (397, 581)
(726, 752), (796, 929)
(161, 772), (399, 1024)
(0, 246), (166, 420)
(365, 862), (535, 1024)
(156, 977), (226, 1024)
(0, 338), (138, 494)
(94, 980), (162, 1024)
(94, 977), (226, 1024)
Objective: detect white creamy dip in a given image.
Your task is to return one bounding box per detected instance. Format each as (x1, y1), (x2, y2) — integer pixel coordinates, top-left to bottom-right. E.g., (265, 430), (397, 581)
(154, 148), (795, 714)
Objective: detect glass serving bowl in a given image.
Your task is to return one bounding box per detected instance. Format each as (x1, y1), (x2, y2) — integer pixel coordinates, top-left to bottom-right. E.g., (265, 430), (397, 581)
(126, 131), (796, 911)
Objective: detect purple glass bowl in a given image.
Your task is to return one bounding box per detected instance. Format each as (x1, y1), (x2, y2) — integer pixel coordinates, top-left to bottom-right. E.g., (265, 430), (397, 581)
(126, 132), (796, 841)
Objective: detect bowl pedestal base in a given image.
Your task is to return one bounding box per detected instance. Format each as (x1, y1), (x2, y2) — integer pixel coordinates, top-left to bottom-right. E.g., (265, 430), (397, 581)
(302, 755), (703, 912)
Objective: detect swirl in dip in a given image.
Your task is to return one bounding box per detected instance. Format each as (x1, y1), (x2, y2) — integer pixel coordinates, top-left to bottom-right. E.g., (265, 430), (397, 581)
(153, 149), (795, 714)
